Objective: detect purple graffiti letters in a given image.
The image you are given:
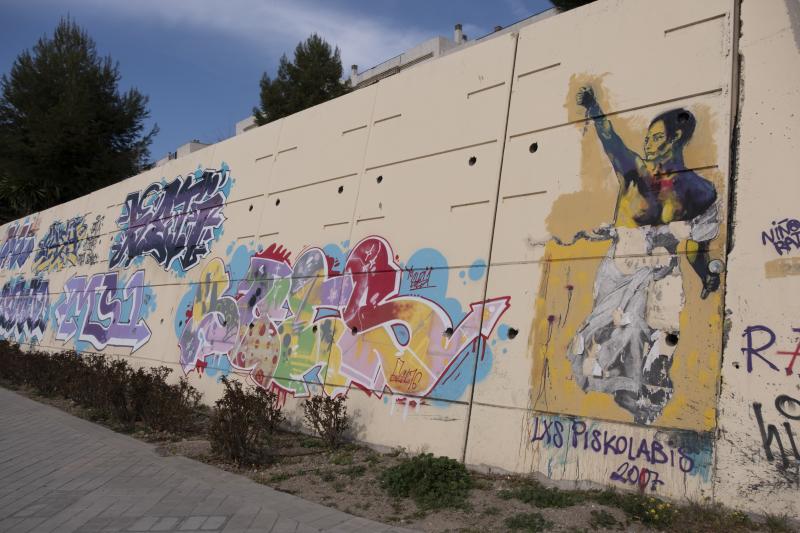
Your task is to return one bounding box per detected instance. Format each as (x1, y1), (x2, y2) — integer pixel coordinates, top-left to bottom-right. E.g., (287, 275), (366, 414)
(531, 416), (698, 475)
(610, 461), (664, 491)
(762, 218), (800, 256)
(0, 220), (37, 270)
(55, 270), (151, 352)
(110, 167), (229, 271)
(742, 325), (800, 376)
(0, 278), (49, 343)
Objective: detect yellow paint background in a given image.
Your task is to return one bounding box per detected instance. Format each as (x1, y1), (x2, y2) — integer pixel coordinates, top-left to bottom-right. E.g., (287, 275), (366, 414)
(529, 76), (726, 432)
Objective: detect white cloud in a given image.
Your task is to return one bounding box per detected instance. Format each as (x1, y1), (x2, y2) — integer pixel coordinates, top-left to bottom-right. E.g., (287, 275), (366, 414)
(29, 0), (433, 75)
(503, 0), (533, 20)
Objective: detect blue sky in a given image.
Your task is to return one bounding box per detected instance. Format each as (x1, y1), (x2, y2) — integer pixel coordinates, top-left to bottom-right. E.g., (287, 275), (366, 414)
(0, 0), (553, 163)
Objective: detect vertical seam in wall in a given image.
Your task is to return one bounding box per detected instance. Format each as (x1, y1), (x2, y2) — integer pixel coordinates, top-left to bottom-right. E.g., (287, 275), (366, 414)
(712, 0), (743, 505)
(252, 118), (286, 244)
(333, 86), (380, 392)
(461, 33), (520, 464)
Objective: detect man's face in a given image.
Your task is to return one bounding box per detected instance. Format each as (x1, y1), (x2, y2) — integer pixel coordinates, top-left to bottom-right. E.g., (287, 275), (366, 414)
(644, 120), (677, 162)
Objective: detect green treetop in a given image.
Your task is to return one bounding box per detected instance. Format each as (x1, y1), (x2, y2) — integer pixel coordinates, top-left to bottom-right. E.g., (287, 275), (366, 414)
(0, 17), (156, 223)
(253, 34), (350, 126)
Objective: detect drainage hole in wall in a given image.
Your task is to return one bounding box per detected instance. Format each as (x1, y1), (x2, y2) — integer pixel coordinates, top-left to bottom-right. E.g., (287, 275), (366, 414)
(249, 204), (253, 211)
(529, 142), (538, 153)
(733, 361), (740, 369)
(275, 198), (281, 206)
(665, 333), (679, 346)
(443, 327), (453, 338)
(351, 326), (358, 335)
(376, 175), (383, 184)
(338, 185), (344, 194)
(468, 156), (477, 166)
(312, 325), (318, 333)
(508, 327), (519, 339)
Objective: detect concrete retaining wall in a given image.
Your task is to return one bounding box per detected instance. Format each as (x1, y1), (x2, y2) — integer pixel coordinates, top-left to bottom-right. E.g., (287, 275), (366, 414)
(0, 0), (796, 519)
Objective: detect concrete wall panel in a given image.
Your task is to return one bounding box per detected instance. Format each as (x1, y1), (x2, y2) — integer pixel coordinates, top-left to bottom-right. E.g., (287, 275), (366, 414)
(713, 0), (800, 518)
(364, 34), (516, 170)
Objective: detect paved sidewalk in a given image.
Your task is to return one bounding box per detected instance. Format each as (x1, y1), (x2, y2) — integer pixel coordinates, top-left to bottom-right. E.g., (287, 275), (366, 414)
(0, 387), (415, 533)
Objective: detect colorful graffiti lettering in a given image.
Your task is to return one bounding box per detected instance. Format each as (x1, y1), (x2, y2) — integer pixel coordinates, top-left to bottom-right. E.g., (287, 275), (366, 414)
(761, 218), (800, 256)
(0, 219), (38, 270)
(33, 215), (103, 273)
(178, 237), (509, 401)
(0, 277), (49, 343)
(530, 415), (712, 482)
(752, 395), (800, 473)
(109, 165), (231, 272)
(741, 325), (800, 377)
(54, 270), (152, 352)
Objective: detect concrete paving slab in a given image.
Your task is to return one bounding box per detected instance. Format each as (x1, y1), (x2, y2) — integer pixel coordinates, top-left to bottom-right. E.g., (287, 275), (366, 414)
(0, 387), (418, 533)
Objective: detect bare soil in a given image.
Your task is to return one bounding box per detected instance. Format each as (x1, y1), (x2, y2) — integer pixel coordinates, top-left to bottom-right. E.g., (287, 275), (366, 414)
(157, 435), (638, 533)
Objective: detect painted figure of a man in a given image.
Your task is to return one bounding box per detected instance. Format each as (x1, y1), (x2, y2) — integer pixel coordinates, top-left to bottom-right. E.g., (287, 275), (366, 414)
(568, 86), (721, 424)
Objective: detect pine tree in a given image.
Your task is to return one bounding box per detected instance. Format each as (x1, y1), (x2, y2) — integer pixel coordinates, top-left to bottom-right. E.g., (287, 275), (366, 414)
(253, 34), (349, 126)
(550, 0), (596, 12)
(0, 17), (156, 223)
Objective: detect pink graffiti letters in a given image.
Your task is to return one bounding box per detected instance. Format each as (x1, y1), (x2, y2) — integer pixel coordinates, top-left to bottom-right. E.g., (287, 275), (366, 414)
(179, 236), (510, 402)
(55, 270), (152, 352)
(0, 277), (49, 343)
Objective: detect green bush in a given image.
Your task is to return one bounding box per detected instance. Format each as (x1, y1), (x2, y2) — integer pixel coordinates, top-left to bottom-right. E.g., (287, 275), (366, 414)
(505, 512), (553, 532)
(302, 395), (350, 448)
(589, 509), (619, 529)
(0, 342), (202, 435)
(499, 479), (586, 508)
(208, 377), (284, 465)
(380, 453), (472, 510)
(593, 492), (676, 528)
(131, 366), (202, 433)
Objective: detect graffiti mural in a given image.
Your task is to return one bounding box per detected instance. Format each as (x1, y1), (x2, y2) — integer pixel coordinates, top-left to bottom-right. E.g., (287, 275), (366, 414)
(741, 324), (800, 377)
(177, 237), (509, 401)
(0, 219), (38, 270)
(33, 215), (104, 273)
(0, 277), (49, 343)
(761, 218), (800, 256)
(53, 270), (152, 352)
(742, 325), (800, 481)
(531, 82), (725, 430)
(530, 415), (713, 492)
(752, 395), (800, 476)
(109, 165), (231, 273)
